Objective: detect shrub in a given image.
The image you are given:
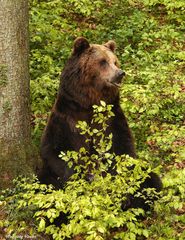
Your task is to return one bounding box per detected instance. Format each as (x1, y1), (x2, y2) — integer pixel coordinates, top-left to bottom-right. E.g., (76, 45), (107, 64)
(25, 0), (185, 238)
(1, 102), (161, 240)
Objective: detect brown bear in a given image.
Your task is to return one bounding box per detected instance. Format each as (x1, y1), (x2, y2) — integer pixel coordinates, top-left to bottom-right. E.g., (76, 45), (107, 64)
(39, 37), (162, 211)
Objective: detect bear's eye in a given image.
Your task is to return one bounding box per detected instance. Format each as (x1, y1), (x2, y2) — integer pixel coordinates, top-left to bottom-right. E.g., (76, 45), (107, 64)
(99, 59), (108, 66)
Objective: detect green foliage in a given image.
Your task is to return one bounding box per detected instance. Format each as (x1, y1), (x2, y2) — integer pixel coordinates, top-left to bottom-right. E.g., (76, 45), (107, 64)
(26, 0), (185, 238)
(1, 102), (161, 240)
(147, 168), (185, 240)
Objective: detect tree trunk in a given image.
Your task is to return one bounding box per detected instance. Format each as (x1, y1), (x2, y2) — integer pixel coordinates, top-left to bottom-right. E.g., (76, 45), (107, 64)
(0, 0), (37, 188)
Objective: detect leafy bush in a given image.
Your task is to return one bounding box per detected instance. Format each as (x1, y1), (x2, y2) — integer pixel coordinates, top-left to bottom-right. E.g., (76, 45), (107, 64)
(1, 102), (162, 240)
(23, 0), (185, 238)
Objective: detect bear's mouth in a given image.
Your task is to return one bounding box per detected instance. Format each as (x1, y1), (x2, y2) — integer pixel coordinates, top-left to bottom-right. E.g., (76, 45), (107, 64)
(113, 81), (122, 87)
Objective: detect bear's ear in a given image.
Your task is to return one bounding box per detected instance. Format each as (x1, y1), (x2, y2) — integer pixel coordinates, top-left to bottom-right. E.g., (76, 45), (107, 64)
(104, 40), (116, 52)
(73, 37), (90, 55)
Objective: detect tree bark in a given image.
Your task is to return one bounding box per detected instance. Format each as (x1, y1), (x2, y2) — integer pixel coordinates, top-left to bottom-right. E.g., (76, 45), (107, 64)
(0, 0), (37, 188)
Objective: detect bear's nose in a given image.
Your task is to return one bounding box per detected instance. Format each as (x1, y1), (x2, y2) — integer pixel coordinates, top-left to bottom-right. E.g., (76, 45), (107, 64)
(112, 69), (125, 85)
(118, 70), (125, 78)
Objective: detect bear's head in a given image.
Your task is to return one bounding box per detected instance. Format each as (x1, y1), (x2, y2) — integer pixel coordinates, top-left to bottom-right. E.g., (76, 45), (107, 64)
(60, 37), (125, 108)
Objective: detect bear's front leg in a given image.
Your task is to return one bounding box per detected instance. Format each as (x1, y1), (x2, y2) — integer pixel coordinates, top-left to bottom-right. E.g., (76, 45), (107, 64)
(111, 105), (136, 158)
(39, 144), (75, 188)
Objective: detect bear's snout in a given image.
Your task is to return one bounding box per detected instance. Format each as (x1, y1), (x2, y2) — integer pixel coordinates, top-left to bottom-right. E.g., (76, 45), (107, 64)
(111, 69), (125, 85)
(117, 69), (125, 79)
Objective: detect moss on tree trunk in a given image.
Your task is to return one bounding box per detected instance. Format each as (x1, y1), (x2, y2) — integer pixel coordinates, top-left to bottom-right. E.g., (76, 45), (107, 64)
(0, 141), (41, 189)
(0, 1), (40, 188)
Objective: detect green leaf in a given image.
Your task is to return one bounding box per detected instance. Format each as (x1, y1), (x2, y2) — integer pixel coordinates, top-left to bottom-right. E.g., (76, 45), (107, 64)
(38, 218), (46, 232)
